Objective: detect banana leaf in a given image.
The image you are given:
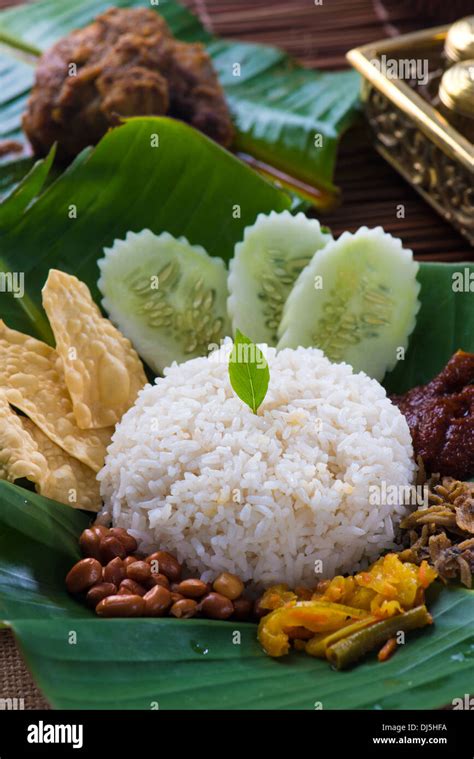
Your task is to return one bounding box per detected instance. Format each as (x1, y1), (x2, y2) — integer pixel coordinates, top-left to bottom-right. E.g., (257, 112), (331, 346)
(0, 483), (90, 621)
(209, 38), (360, 196)
(0, 146), (54, 228)
(0, 0), (209, 52)
(0, 50), (34, 147)
(1, 481), (473, 710)
(0, 126), (471, 377)
(0, 116), (291, 340)
(0, 0), (471, 712)
(0, 49), (34, 191)
(384, 262), (474, 394)
(0, 0), (360, 204)
(0, 177), (474, 709)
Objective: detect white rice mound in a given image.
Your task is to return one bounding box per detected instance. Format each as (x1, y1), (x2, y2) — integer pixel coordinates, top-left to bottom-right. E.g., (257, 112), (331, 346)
(98, 342), (415, 587)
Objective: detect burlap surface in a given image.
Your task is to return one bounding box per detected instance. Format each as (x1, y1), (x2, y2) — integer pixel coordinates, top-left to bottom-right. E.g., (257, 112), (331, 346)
(0, 629), (49, 709)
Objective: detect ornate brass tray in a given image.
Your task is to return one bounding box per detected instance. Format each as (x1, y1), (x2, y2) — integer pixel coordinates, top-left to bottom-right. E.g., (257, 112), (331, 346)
(348, 26), (474, 245)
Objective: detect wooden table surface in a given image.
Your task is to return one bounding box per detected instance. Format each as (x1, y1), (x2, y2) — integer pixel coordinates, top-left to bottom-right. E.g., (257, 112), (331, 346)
(0, 0), (472, 712)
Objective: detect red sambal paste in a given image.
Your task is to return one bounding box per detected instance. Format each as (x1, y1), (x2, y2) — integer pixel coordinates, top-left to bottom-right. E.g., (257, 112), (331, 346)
(391, 350), (474, 480)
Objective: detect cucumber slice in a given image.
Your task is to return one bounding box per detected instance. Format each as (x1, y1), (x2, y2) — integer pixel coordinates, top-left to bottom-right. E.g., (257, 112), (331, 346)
(277, 226), (421, 381)
(227, 211), (332, 345)
(98, 230), (231, 374)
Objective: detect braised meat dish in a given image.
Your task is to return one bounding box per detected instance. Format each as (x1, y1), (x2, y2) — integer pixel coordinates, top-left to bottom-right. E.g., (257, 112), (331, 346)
(23, 7), (234, 160)
(391, 350), (474, 480)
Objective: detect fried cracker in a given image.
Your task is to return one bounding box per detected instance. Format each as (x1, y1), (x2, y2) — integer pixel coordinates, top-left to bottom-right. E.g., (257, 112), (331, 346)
(0, 320), (112, 471)
(0, 392), (47, 486)
(21, 417), (101, 512)
(42, 269), (147, 429)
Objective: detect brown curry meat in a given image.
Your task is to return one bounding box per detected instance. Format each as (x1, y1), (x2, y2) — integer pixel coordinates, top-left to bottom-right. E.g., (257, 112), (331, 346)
(391, 350), (474, 480)
(22, 7), (234, 160)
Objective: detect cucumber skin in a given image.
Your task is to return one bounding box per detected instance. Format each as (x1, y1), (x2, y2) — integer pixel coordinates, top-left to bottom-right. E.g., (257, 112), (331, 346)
(98, 230), (230, 374)
(277, 226), (421, 382)
(228, 211), (332, 346)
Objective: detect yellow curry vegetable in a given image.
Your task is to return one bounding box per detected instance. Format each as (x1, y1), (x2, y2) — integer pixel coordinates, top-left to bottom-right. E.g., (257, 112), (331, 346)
(257, 554), (437, 663)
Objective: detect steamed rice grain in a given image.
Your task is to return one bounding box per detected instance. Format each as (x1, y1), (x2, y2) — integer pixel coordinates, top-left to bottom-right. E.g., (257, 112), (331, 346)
(98, 343), (415, 586)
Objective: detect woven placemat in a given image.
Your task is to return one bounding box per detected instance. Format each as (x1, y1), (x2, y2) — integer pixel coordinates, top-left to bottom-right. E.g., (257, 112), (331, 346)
(0, 629), (50, 709)
(0, 0), (472, 711)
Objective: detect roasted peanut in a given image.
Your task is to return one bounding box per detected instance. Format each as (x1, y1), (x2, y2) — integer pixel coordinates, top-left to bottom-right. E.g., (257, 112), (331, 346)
(170, 592), (184, 604)
(96, 594), (145, 617)
(103, 557), (125, 587)
(232, 597), (252, 621)
(213, 572), (244, 600)
(119, 578), (147, 597)
(146, 573), (170, 590)
(123, 555), (141, 568)
(79, 528), (102, 561)
(170, 599), (197, 618)
(173, 579), (209, 599)
(146, 551), (181, 582)
(66, 558), (102, 594)
(143, 585), (172, 616)
(199, 592), (234, 620)
(253, 598), (270, 620)
(86, 582), (117, 608)
(126, 561), (152, 584)
(92, 512), (111, 527)
(91, 524), (109, 539)
(100, 535), (126, 563)
(109, 527), (138, 555)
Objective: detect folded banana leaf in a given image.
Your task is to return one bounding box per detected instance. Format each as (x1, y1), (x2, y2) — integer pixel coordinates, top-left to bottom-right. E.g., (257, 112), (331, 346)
(0, 0), (360, 205)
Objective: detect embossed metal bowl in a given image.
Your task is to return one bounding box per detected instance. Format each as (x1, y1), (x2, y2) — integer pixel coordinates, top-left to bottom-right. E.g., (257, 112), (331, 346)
(347, 26), (474, 245)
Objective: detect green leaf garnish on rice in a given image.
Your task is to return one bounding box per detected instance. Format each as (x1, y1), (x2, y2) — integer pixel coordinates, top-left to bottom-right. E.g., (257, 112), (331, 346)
(229, 330), (270, 414)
